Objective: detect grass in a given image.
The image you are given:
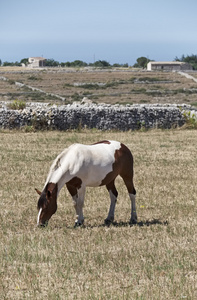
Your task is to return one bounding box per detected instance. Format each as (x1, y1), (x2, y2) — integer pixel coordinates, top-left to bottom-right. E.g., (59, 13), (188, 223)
(0, 129), (197, 299)
(7, 100), (26, 110)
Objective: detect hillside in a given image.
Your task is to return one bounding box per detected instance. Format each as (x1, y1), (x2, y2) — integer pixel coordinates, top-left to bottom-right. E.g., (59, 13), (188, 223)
(0, 67), (197, 107)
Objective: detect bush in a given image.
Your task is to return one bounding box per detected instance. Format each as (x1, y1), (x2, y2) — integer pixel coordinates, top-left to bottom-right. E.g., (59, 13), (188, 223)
(31, 115), (49, 130)
(28, 76), (42, 81)
(93, 60), (111, 68)
(8, 100), (26, 110)
(182, 111), (197, 129)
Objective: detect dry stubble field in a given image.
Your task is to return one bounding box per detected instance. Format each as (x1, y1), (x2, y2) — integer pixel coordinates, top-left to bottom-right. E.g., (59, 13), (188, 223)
(1, 67), (197, 106)
(0, 129), (197, 300)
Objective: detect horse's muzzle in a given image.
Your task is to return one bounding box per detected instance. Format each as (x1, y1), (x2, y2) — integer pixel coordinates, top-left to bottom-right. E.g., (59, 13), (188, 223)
(37, 220), (48, 228)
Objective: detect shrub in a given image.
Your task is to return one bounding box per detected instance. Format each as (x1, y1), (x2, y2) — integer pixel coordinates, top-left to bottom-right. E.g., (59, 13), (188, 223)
(182, 111), (197, 129)
(31, 115), (49, 130)
(8, 100), (26, 110)
(28, 76), (42, 81)
(71, 93), (81, 102)
(8, 79), (15, 85)
(80, 83), (100, 90)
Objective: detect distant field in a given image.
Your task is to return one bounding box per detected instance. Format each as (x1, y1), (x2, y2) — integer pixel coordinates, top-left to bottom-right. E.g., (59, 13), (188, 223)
(1, 67), (197, 106)
(0, 129), (196, 299)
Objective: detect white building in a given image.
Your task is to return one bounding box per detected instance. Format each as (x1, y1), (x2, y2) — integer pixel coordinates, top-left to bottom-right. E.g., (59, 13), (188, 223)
(147, 61), (192, 71)
(28, 57), (46, 68)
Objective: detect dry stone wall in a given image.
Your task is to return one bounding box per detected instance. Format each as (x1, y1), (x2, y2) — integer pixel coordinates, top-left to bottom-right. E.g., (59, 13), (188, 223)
(0, 102), (195, 130)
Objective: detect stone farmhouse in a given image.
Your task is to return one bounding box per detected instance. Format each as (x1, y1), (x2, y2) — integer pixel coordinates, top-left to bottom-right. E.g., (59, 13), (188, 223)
(147, 61), (193, 71)
(28, 57), (46, 68)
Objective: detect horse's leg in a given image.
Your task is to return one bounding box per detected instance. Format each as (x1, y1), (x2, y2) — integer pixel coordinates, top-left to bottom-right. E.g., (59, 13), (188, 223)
(129, 190), (137, 224)
(66, 183), (86, 226)
(121, 175), (137, 224)
(75, 185), (86, 226)
(105, 180), (118, 225)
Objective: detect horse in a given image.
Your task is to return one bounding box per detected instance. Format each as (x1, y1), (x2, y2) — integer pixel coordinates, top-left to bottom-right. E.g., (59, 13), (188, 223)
(36, 140), (137, 227)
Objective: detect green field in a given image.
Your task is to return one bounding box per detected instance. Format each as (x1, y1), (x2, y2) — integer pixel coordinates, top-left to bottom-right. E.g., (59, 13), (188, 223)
(0, 129), (196, 299)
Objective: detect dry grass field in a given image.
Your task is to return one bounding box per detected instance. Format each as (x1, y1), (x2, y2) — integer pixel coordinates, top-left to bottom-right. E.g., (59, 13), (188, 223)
(0, 129), (196, 299)
(1, 67), (197, 106)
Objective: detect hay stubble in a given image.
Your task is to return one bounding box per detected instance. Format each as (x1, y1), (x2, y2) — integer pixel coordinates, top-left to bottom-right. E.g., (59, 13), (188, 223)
(0, 130), (196, 299)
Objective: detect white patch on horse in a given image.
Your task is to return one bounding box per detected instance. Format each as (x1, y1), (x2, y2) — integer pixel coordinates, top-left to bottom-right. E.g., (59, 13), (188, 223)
(45, 141), (121, 192)
(37, 208), (42, 226)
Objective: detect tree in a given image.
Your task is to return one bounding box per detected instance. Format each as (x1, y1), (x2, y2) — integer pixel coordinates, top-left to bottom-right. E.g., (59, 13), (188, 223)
(174, 54), (197, 70)
(64, 62), (71, 67)
(3, 61), (14, 66)
(93, 60), (111, 68)
(0, 59), (2, 66)
(3, 61), (21, 66)
(20, 58), (28, 66)
(68, 60), (87, 67)
(112, 63), (121, 67)
(122, 63), (129, 68)
(45, 59), (59, 67)
(133, 56), (150, 68)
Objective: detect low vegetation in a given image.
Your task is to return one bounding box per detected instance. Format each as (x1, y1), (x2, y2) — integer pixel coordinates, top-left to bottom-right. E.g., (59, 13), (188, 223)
(0, 129), (196, 299)
(1, 69), (197, 106)
(182, 110), (197, 129)
(8, 99), (26, 110)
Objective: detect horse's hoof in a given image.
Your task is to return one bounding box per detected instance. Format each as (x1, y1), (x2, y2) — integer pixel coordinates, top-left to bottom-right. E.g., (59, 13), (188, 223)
(129, 218), (137, 225)
(74, 220), (84, 228)
(74, 222), (81, 228)
(37, 220), (48, 228)
(104, 218), (113, 227)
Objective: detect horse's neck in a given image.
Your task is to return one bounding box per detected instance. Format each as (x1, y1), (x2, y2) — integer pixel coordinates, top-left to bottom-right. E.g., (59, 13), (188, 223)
(45, 167), (72, 195)
(57, 170), (73, 195)
(44, 146), (79, 195)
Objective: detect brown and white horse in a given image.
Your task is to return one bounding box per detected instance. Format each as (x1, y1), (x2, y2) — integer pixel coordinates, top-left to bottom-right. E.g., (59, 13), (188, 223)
(36, 140), (137, 227)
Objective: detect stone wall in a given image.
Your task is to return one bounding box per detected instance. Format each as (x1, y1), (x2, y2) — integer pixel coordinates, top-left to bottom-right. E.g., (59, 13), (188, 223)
(0, 102), (196, 130)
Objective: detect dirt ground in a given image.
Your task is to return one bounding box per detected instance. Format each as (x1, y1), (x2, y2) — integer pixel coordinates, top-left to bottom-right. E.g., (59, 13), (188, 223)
(0, 67), (197, 106)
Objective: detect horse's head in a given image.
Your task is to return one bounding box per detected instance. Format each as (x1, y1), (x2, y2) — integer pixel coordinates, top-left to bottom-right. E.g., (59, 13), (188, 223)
(36, 183), (58, 227)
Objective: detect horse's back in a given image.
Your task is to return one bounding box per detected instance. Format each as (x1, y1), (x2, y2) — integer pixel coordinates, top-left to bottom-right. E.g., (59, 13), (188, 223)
(46, 140), (133, 188)
(69, 141), (122, 186)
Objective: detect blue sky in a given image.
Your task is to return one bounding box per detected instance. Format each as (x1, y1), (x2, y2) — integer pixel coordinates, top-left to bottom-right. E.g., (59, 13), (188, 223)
(1, 0), (197, 65)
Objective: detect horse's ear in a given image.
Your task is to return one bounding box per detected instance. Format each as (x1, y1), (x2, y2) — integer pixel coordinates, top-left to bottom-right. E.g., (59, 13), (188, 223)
(35, 188), (42, 195)
(46, 183), (57, 199)
(47, 190), (52, 198)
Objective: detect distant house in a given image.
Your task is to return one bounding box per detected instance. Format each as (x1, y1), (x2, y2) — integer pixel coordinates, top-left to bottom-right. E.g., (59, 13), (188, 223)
(147, 61), (193, 71)
(28, 57), (46, 68)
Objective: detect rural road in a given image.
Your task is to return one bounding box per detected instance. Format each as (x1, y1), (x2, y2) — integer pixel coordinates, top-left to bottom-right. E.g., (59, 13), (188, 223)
(178, 71), (197, 83)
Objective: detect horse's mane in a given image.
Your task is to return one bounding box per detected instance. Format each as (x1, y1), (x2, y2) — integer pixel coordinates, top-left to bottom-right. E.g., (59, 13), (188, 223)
(37, 190), (47, 209)
(50, 148), (71, 173)
(43, 147), (70, 188)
